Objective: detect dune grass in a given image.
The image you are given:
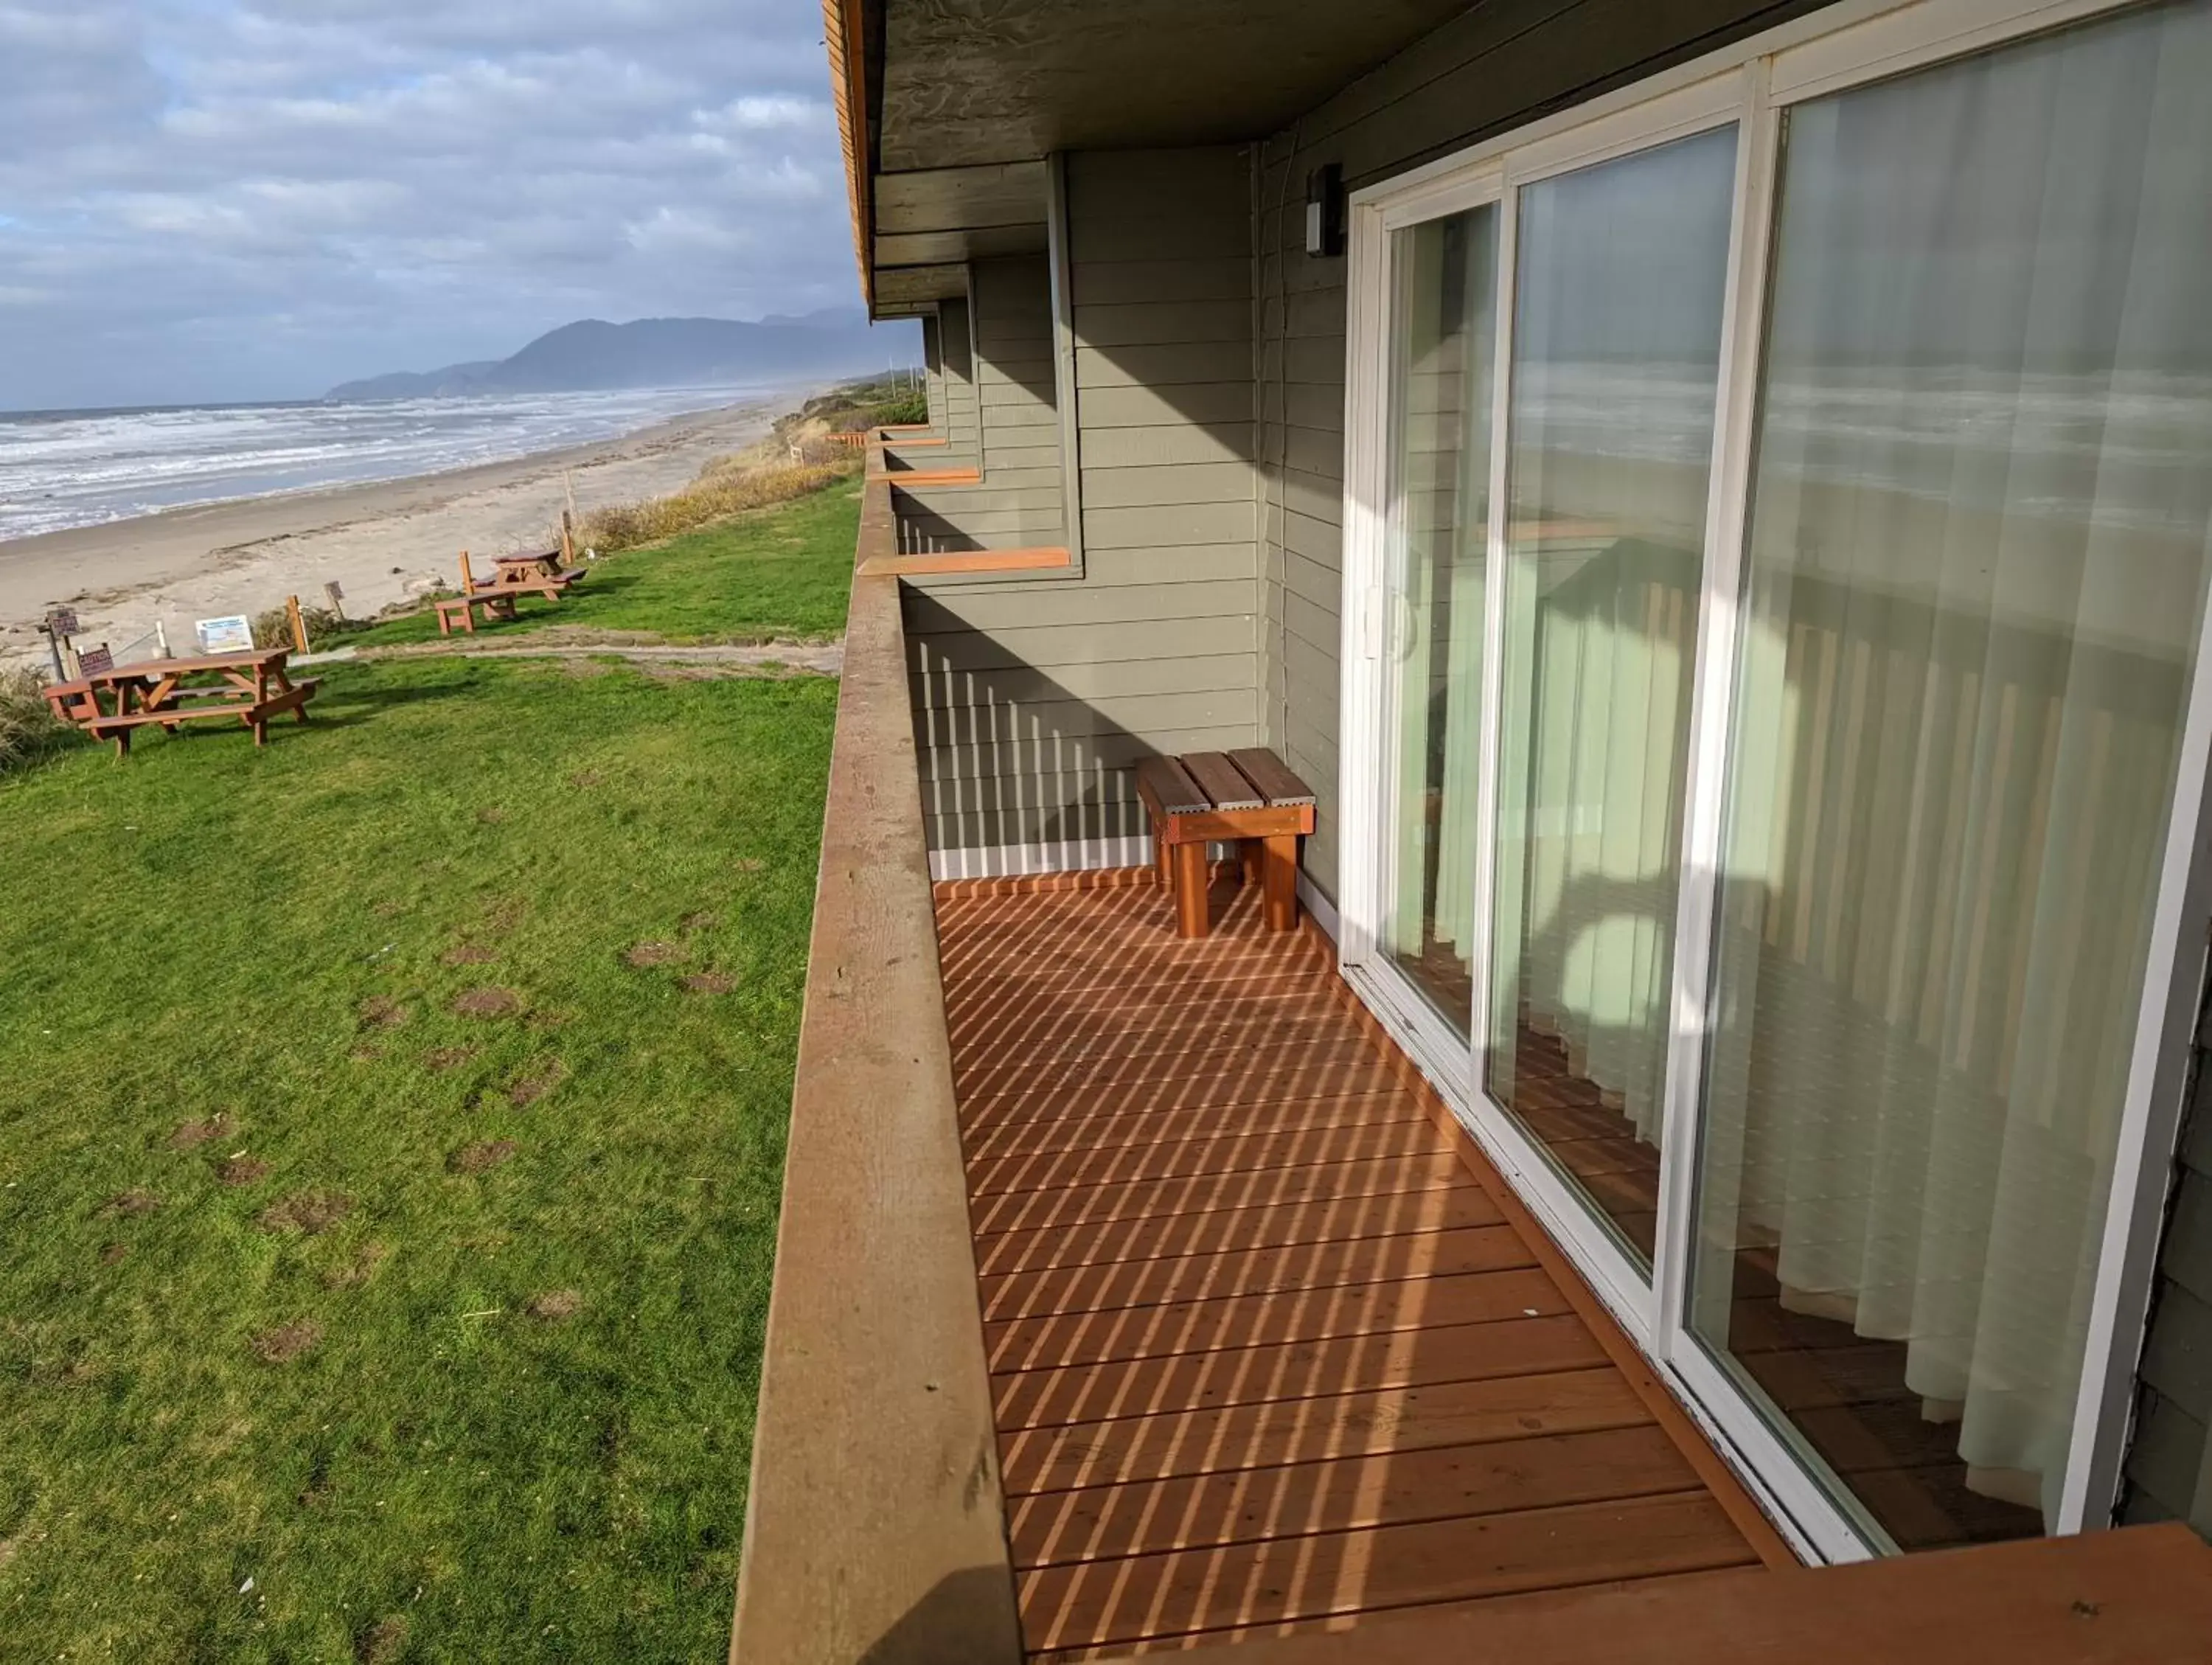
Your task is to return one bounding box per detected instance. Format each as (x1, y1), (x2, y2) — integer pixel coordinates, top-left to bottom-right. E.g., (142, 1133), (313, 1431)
(0, 502), (847, 1656)
(574, 456), (852, 555)
(1, 667), (70, 777)
(340, 480), (860, 651)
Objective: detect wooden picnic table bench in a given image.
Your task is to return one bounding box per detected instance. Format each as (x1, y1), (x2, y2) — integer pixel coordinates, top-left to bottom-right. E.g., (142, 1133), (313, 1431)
(435, 549), (585, 635)
(1135, 747), (1318, 939)
(487, 549), (585, 588)
(44, 647), (319, 759)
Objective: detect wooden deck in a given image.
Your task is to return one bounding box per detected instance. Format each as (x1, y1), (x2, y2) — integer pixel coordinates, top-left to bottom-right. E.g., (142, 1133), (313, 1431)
(933, 869), (1798, 1661)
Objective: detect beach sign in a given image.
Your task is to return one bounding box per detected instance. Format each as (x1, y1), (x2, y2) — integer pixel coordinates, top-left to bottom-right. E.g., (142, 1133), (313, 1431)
(74, 644), (114, 678)
(44, 607), (79, 639)
(196, 614), (254, 655)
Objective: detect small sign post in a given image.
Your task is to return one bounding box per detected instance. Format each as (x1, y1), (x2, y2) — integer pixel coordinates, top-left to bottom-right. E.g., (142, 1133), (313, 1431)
(322, 580), (347, 622)
(74, 644), (114, 678)
(40, 608), (80, 680)
(195, 615), (254, 656)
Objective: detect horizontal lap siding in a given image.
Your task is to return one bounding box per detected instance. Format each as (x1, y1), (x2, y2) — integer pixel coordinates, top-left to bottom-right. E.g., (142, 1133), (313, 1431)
(972, 256), (1063, 549)
(905, 154), (1259, 868)
(2124, 1005), (2212, 1535)
(1252, 0), (1827, 908)
(922, 314), (945, 433)
(938, 293), (981, 465)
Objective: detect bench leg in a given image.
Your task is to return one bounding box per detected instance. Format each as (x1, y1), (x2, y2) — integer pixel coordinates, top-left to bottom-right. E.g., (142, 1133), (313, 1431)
(1153, 823), (1172, 889)
(437, 608), (452, 638)
(1173, 840), (1210, 940)
(1262, 834), (1299, 932)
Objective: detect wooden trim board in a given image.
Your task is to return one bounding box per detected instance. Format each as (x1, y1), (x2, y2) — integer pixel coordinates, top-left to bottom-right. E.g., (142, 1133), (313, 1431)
(860, 546), (1072, 577)
(1076, 1524), (2212, 1665)
(728, 439), (1024, 1665)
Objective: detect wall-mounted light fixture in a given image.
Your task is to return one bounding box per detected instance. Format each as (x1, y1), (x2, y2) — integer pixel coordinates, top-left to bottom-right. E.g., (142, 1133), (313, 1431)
(1304, 162), (1345, 259)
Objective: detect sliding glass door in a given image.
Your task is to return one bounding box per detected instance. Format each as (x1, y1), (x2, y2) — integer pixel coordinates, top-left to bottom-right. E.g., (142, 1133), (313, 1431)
(1686, 0), (2212, 1550)
(1485, 126), (1737, 1271)
(1347, 0), (2212, 1558)
(1378, 206), (1496, 1032)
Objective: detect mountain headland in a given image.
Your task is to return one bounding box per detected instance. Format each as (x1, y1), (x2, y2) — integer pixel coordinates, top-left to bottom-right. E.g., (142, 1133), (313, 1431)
(327, 310), (910, 402)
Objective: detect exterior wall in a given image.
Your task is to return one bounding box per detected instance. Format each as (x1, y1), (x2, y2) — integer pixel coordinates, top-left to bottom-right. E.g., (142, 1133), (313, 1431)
(937, 293), (980, 464)
(2123, 970), (2212, 1534)
(1251, 0), (1826, 903)
(904, 146), (1260, 873)
(896, 257), (1065, 552)
(920, 312), (945, 430)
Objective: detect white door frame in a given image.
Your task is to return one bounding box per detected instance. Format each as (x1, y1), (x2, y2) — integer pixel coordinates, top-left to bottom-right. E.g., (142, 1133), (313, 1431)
(1335, 0), (2212, 1560)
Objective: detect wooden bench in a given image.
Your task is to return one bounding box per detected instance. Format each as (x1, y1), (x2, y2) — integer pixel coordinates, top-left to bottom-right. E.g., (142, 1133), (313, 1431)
(83, 678), (318, 756)
(1135, 748), (1318, 939)
(434, 592), (518, 635)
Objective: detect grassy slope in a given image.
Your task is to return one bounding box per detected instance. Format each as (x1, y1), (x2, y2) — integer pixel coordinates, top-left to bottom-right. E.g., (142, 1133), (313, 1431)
(344, 482), (862, 648)
(0, 487), (857, 1661)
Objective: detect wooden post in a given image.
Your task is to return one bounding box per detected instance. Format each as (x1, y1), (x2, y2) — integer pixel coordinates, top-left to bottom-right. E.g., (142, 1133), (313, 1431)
(1262, 835), (1300, 932)
(458, 550), (476, 595)
(1173, 841), (1210, 939)
(285, 594), (309, 654)
(560, 510), (576, 568)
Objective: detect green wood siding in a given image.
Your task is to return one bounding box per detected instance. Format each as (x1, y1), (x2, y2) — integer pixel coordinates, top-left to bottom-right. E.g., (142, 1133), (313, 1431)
(902, 147), (1259, 872)
(2124, 996), (2212, 1536)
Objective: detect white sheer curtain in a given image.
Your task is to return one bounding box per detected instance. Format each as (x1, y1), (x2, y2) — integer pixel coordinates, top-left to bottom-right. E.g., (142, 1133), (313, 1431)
(1693, 0), (2212, 1529)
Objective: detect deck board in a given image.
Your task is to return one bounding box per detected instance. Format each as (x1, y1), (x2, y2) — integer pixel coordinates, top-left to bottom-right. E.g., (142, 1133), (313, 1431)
(981, 1220), (1530, 1323)
(933, 872), (1791, 1658)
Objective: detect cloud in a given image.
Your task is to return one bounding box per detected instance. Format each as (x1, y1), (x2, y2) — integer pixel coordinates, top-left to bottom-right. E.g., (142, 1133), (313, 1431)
(0, 0), (884, 409)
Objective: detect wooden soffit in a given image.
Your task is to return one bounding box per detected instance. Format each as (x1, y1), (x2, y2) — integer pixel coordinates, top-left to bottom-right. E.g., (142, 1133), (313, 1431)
(824, 0), (1470, 313)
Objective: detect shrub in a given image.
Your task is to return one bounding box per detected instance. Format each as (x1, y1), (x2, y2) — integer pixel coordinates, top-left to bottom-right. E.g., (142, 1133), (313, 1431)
(251, 606), (347, 650)
(869, 392), (929, 427)
(574, 452), (858, 554)
(0, 667), (72, 776)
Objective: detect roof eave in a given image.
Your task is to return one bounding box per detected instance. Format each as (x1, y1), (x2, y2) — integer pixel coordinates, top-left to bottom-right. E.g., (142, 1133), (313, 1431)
(822, 0), (875, 313)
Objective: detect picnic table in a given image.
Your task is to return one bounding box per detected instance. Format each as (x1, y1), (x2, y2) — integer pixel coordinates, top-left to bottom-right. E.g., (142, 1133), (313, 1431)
(435, 549), (587, 635)
(488, 549), (577, 588)
(42, 647), (319, 759)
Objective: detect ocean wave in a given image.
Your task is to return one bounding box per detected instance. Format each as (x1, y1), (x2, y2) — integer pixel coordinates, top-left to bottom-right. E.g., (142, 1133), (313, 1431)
(0, 383), (763, 543)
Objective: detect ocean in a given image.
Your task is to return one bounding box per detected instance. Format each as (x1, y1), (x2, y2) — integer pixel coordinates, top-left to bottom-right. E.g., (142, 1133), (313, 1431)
(0, 384), (770, 543)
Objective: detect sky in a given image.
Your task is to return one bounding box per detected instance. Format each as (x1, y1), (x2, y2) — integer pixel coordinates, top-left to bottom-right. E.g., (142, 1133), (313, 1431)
(0, 0), (873, 411)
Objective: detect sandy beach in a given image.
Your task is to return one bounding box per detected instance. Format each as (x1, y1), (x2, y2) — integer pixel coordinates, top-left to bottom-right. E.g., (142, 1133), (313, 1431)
(0, 398), (778, 670)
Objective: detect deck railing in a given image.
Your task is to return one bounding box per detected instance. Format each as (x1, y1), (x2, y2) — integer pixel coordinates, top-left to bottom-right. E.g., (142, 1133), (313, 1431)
(728, 437), (1024, 1665)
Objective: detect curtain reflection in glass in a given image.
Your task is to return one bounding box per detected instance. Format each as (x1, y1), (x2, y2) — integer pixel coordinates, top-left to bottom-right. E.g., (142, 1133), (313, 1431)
(1486, 126), (1739, 1266)
(1690, 0), (2212, 1545)
(1382, 207), (1498, 1030)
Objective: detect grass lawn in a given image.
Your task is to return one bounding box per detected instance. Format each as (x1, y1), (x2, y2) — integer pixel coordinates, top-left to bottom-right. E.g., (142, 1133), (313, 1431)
(0, 482), (857, 1661)
(341, 480), (863, 649)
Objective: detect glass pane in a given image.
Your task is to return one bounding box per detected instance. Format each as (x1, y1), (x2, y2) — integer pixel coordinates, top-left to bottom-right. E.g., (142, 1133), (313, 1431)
(1485, 127), (1739, 1268)
(1381, 206), (1498, 1030)
(1689, 0), (2212, 1548)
